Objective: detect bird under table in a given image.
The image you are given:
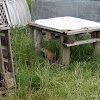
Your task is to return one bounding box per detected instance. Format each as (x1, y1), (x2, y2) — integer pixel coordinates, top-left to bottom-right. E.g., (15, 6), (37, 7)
(28, 16), (100, 66)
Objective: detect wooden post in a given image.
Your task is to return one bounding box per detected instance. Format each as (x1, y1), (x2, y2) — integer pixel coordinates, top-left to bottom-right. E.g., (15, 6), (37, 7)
(30, 27), (34, 36)
(66, 35), (75, 44)
(0, 38), (5, 77)
(94, 31), (100, 53)
(5, 30), (13, 72)
(91, 32), (96, 38)
(5, 29), (16, 89)
(60, 36), (70, 66)
(45, 31), (55, 40)
(34, 29), (42, 51)
(91, 32), (97, 49)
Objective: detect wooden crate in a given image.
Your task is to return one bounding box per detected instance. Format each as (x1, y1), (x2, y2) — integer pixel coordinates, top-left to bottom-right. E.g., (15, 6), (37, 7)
(0, 22), (16, 95)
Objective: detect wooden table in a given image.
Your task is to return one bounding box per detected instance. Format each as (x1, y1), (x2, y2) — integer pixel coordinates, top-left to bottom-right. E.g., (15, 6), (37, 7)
(28, 16), (100, 66)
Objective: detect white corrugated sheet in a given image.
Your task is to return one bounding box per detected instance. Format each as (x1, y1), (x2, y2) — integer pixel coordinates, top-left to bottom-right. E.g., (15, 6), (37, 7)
(0, 0), (31, 26)
(35, 16), (100, 30)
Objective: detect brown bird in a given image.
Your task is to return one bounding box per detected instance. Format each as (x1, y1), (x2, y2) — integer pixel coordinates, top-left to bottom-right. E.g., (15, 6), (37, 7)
(41, 48), (55, 62)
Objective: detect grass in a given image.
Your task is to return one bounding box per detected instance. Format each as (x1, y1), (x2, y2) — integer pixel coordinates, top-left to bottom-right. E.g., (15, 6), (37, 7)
(0, 1), (100, 100)
(0, 26), (100, 100)
(26, 0), (36, 10)
(26, 0), (31, 10)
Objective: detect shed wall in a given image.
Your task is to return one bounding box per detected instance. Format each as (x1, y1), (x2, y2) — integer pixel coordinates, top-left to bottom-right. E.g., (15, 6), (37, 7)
(31, 0), (100, 22)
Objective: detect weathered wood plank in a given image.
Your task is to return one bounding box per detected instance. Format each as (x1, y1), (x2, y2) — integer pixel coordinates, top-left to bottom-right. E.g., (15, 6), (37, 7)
(63, 38), (100, 47)
(34, 29), (42, 51)
(5, 30), (12, 71)
(45, 36), (60, 41)
(0, 35), (6, 46)
(91, 32), (97, 38)
(2, 47), (8, 59)
(30, 16), (100, 36)
(5, 30), (16, 88)
(0, 37), (6, 83)
(66, 27), (100, 35)
(3, 58), (8, 63)
(91, 32), (97, 49)
(0, 27), (10, 30)
(29, 22), (63, 33)
(65, 35), (75, 44)
(96, 31), (100, 38)
(45, 31), (55, 40)
(60, 36), (70, 66)
(29, 27), (34, 36)
(5, 72), (14, 89)
(29, 22), (100, 36)
(0, 25), (7, 28)
(94, 31), (100, 53)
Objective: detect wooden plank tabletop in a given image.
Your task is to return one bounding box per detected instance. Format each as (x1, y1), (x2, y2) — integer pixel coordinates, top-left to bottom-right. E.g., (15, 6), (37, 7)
(29, 16), (100, 35)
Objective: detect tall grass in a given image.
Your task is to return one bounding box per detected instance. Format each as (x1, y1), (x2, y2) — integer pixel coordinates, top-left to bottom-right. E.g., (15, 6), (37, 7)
(0, 26), (99, 100)
(0, 1), (100, 100)
(26, 0), (36, 10)
(26, 0), (31, 10)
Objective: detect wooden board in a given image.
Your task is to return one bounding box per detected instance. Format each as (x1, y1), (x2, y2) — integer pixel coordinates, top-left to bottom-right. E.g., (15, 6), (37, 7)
(29, 22), (63, 33)
(0, 38), (5, 75)
(30, 16), (100, 35)
(0, 35), (6, 46)
(33, 29), (42, 51)
(63, 38), (100, 47)
(0, 27), (10, 31)
(0, 25), (7, 28)
(65, 27), (100, 35)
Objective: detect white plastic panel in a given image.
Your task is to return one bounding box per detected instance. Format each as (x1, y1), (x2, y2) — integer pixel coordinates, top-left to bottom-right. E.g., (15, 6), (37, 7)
(35, 16), (100, 30)
(0, 0), (31, 26)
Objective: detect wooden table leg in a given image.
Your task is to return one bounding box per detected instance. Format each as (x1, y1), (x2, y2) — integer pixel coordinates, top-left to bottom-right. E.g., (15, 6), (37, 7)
(30, 27), (34, 36)
(60, 36), (70, 66)
(94, 31), (100, 53)
(91, 32), (96, 49)
(33, 29), (42, 51)
(45, 31), (55, 40)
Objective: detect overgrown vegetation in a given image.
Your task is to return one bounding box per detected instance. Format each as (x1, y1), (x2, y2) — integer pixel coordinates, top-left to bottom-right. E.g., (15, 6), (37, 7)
(26, 0), (31, 10)
(0, 27), (99, 100)
(26, 0), (36, 10)
(0, 1), (100, 100)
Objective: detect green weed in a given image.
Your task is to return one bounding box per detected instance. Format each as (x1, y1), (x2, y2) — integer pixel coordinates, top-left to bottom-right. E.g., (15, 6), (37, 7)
(1, 26), (99, 100)
(1, 1), (100, 100)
